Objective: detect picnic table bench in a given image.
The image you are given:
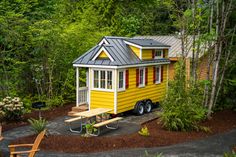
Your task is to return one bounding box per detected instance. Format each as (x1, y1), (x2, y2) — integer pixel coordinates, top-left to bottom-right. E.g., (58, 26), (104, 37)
(65, 108), (123, 136)
(91, 117), (123, 136)
(64, 116), (86, 133)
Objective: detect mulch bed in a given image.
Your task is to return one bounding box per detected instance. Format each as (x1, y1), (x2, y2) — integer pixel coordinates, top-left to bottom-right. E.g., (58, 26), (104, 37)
(11, 110), (236, 153)
(2, 103), (74, 132)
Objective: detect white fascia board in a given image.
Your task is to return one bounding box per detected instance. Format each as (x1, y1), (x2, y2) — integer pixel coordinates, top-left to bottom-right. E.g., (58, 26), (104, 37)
(73, 64), (117, 69)
(98, 38), (109, 45)
(92, 47), (114, 62)
(117, 62), (170, 69)
(142, 47), (171, 49)
(124, 41), (170, 50)
(124, 41), (142, 49)
(73, 61), (170, 69)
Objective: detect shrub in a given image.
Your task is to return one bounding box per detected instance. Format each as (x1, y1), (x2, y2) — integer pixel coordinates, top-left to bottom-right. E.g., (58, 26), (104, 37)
(0, 97), (24, 121)
(138, 126), (150, 136)
(46, 96), (64, 108)
(160, 60), (207, 131)
(85, 122), (97, 135)
(28, 118), (47, 134)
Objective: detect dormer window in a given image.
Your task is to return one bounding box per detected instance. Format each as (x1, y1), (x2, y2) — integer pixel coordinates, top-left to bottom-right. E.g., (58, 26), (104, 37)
(154, 50), (163, 59)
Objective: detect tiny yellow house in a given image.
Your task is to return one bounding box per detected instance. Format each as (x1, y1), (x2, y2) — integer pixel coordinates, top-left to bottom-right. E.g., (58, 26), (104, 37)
(73, 36), (170, 115)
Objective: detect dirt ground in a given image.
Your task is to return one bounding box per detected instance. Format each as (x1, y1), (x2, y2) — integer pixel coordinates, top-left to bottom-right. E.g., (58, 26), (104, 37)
(11, 109), (236, 153)
(2, 103), (74, 132)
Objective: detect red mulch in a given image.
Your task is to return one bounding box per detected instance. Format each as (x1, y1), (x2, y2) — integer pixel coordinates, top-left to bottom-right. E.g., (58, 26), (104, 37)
(11, 110), (236, 153)
(2, 103), (74, 132)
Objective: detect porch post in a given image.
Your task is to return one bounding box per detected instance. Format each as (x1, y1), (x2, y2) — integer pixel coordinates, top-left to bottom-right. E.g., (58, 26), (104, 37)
(76, 67), (79, 107)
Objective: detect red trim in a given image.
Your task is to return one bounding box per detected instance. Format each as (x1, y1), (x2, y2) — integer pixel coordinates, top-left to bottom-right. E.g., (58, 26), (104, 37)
(145, 68), (148, 85)
(136, 69), (139, 87)
(153, 67), (156, 83)
(163, 49), (166, 58)
(125, 70), (129, 89)
(152, 50), (155, 59)
(161, 66), (164, 82)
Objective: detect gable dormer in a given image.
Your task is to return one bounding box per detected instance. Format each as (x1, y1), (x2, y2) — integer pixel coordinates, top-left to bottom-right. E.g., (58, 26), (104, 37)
(92, 47), (114, 61)
(124, 39), (170, 60)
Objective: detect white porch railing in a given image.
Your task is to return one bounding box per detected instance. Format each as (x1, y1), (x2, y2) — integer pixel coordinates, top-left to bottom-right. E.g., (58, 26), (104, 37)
(78, 87), (88, 105)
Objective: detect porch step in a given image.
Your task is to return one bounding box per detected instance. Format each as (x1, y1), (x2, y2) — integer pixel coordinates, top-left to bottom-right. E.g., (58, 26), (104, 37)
(68, 104), (88, 117)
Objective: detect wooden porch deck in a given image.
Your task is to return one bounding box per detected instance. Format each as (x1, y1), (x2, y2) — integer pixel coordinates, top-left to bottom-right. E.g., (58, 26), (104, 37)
(68, 104), (88, 117)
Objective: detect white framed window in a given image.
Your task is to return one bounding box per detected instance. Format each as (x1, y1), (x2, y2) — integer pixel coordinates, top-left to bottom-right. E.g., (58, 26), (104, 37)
(154, 49), (163, 59)
(93, 70), (113, 90)
(155, 66), (161, 84)
(118, 70), (125, 91)
(139, 68), (145, 87)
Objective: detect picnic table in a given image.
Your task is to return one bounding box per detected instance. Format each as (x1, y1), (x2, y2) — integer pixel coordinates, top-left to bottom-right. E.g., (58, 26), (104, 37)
(65, 108), (122, 136)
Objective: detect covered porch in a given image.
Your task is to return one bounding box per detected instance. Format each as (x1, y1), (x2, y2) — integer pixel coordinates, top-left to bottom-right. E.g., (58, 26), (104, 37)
(69, 67), (89, 116)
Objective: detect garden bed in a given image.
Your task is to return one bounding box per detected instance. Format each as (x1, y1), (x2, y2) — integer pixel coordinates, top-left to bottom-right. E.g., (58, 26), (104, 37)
(2, 103), (74, 132)
(11, 110), (236, 153)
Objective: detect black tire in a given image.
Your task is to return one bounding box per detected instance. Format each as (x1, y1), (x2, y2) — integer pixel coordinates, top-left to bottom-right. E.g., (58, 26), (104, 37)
(134, 101), (145, 115)
(144, 100), (152, 113)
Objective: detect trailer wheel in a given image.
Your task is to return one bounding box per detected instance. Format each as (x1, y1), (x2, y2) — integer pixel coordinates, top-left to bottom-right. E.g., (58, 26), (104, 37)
(134, 101), (145, 115)
(144, 100), (152, 113)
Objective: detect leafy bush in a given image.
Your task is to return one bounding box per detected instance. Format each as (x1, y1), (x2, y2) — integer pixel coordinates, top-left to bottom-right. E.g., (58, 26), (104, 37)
(85, 122), (97, 135)
(46, 96), (64, 108)
(138, 126), (150, 136)
(160, 60), (207, 131)
(28, 118), (47, 134)
(0, 97), (24, 121)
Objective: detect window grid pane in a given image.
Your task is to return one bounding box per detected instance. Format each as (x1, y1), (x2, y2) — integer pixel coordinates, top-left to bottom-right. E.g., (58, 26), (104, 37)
(119, 71), (124, 89)
(156, 67), (160, 82)
(155, 50), (162, 57)
(107, 71), (112, 89)
(94, 70), (99, 88)
(139, 69), (144, 85)
(100, 71), (106, 89)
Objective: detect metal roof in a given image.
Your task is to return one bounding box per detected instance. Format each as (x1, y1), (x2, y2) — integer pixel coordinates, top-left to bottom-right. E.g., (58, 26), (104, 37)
(133, 36), (195, 58)
(73, 36), (170, 67)
(125, 38), (170, 47)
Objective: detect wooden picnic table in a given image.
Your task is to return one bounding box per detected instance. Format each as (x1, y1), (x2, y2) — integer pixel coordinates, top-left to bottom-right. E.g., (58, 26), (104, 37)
(65, 108), (112, 134)
(73, 108), (112, 118)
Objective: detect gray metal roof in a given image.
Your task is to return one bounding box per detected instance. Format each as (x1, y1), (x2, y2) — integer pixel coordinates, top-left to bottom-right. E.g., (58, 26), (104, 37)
(133, 36), (196, 58)
(125, 39), (170, 47)
(73, 36), (170, 67)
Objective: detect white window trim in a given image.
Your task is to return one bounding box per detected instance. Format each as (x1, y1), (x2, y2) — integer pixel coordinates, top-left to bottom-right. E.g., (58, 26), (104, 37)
(92, 69), (114, 92)
(92, 47), (114, 62)
(154, 49), (163, 59)
(155, 66), (161, 84)
(118, 70), (126, 91)
(139, 67), (145, 88)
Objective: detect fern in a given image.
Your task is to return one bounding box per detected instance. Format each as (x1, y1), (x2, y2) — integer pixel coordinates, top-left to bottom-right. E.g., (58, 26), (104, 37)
(28, 118), (47, 134)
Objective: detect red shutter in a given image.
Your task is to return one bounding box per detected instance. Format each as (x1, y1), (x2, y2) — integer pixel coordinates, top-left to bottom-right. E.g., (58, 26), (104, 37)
(152, 50), (155, 59)
(153, 67), (156, 84)
(145, 68), (148, 85)
(161, 66), (164, 82)
(163, 49), (165, 58)
(125, 70), (129, 89)
(136, 69), (139, 87)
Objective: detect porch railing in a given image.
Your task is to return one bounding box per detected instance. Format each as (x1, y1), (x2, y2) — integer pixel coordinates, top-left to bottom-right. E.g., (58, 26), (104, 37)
(78, 87), (88, 105)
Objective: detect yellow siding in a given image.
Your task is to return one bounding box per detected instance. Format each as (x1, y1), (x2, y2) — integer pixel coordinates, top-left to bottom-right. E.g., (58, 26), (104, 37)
(164, 49), (169, 58)
(98, 51), (108, 58)
(142, 49), (152, 59)
(141, 49), (169, 60)
(129, 45), (140, 58)
(90, 90), (114, 113)
(117, 66), (167, 113)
